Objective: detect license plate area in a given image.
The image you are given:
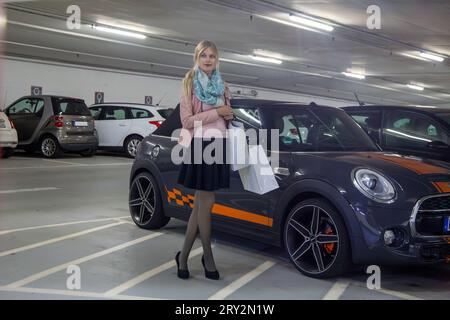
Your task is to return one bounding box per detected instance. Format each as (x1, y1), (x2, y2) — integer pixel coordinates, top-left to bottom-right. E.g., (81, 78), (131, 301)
(73, 121), (88, 127)
(444, 216), (450, 234)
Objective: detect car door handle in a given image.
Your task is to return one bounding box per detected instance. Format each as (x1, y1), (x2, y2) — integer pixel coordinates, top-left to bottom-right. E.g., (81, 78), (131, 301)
(274, 167), (290, 176)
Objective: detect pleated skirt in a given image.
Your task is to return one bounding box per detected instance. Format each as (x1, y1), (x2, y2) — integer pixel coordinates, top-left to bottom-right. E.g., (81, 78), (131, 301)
(177, 138), (230, 191)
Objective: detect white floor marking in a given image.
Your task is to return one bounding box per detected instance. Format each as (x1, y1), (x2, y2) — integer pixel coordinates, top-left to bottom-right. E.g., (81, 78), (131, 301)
(0, 286), (166, 300)
(0, 216), (130, 236)
(43, 159), (82, 165)
(0, 221), (125, 258)
(6, 232), (164, 288)
(0, 187), (60, 194)
(208, 261), (275, 300)
(350, 281), (423, 300)
(322, 280), (350, 300)
(104, 246), (205, 296)
(0, 163), (132, 170)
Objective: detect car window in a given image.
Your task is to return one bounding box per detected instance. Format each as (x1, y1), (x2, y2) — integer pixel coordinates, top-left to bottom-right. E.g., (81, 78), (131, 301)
(157, 108), (174, 119)
(384, 110), (448, 147)
(268, 107), (378, 152)
(52, 98), (91, 116)
(153, 104), (181, 137)
(130, 108), (154, 119)
(104, 106), (127, 120)
(348, 111), (381, 132)
(89, 107), (102, 120)
(7, 98), (44, 115)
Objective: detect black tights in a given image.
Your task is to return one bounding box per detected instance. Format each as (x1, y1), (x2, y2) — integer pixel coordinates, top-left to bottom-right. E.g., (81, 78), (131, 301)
(179, 190), (217, 271)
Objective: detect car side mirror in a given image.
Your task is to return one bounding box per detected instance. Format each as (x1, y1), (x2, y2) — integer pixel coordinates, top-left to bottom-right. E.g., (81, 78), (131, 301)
(427, 140), (450, 150)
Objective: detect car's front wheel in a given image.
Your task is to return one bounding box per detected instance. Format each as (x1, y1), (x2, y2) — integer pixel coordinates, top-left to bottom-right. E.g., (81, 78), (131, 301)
(283, 198), (351, 278)
(124, 135), (142, 158)
(129, 172), (170, 229)
(40, 136), (61, 158)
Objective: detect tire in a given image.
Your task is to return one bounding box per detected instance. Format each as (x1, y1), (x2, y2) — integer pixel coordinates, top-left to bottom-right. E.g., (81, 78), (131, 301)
(0, 148), (13, 159)
(129, 171), (170, 229)
(283, 198), (351, 278)
(40, 136), (61, 158)
(124, 135), (143, 158)
(80, 148), (97, 157)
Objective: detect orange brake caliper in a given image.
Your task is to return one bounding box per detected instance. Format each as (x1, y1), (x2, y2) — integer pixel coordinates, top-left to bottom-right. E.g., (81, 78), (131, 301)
(324, 226), (335, 254)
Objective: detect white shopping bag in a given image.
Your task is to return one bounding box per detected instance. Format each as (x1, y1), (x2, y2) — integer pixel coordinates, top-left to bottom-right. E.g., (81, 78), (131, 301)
(227, 121), (250, 171)
(238, 145), (279, 194)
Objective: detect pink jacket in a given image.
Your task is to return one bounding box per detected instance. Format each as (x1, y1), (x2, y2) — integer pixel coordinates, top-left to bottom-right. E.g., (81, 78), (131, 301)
(178, 86), (231, 145)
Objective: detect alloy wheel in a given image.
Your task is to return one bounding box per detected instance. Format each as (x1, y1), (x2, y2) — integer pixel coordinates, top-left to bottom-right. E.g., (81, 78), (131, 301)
(127, 138), (141, 157)
(41, 138), (56, 157)
(285, 205), (339, 275)
(129, 175), (156, 226)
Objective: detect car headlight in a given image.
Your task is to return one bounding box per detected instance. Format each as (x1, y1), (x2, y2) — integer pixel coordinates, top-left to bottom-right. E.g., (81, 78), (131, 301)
(352, 168), (396, 203)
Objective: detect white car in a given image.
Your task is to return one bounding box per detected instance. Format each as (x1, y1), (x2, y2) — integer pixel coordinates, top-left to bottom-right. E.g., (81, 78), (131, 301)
(0, 110), (18, 158)
(88, 103), (166, 157)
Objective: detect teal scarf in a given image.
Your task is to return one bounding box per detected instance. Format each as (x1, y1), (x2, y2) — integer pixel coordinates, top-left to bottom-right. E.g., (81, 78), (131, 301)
(193, 68), (225, 106)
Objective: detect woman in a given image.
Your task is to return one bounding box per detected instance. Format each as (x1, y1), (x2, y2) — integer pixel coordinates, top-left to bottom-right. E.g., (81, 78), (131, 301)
(175, 40), (234, 280)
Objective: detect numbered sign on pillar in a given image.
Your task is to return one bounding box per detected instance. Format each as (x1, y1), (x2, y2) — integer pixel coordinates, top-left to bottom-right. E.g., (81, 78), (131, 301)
(31, 86), (42, 96)
(95, 92), (104, 104)
(145, 96), (153, 105)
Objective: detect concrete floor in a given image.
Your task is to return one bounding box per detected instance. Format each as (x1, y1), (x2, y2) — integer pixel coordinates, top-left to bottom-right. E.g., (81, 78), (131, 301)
(0, 151), (449, 300)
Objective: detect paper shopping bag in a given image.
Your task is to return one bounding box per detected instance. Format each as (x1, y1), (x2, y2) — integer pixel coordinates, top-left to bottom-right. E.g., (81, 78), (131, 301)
(227, 121), (250, 171)
(238, 145), (279, 194)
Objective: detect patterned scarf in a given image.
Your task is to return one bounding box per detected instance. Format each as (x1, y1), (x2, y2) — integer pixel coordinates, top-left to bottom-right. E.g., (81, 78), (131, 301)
(193, 68), (225, 107)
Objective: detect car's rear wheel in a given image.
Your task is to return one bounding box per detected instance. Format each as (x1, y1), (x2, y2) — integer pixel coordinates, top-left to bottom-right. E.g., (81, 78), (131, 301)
(129, 172), (170, 229)
(40, 136), (61, 158)
(283, 198), (351, 278)
(0, 148), (13, 158)
(124, 135), (142, 158)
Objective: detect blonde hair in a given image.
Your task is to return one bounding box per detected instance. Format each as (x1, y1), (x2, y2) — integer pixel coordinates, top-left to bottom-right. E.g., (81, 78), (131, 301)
(182, 40), (219, 99)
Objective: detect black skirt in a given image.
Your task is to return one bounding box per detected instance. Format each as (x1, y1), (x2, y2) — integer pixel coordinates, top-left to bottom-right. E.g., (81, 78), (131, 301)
(177, 137), (230, 191)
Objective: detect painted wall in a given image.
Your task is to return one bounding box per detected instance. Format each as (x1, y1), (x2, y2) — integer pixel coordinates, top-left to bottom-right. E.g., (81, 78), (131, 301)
(1, 56), (352, 109)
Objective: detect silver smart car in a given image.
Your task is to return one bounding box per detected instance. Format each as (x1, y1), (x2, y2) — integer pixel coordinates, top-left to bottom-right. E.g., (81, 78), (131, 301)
(5, 95), (98, 158)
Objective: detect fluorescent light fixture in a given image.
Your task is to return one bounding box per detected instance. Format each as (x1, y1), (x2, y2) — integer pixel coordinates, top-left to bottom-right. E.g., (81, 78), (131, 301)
(407, 83), (424, 91)
(253, 49), (283, 60)
(419, 52), (445, 62)
(289, 14), (334, 32)
(342, 72), (365, 80)
(251, 55), (282, 64)
(92, 25), (147, 39)
(400, 52), (429, 62)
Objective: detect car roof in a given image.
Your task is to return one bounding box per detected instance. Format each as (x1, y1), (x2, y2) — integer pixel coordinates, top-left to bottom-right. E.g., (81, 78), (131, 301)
(230, 99), (337, 110)
(89, 102), (171, 109)
(342, 105), (450, 114)
(18, 95), (84, 100)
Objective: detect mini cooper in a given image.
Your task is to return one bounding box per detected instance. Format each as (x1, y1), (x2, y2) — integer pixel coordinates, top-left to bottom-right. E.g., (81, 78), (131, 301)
(129, 100), (450, 278)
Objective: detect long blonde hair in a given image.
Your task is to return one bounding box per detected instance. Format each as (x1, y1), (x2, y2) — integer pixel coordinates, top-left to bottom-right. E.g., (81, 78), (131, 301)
(182, 40), (219, 99)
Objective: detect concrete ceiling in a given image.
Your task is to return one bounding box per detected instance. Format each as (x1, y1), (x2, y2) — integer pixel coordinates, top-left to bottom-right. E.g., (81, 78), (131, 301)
(2, 0), (450, 106)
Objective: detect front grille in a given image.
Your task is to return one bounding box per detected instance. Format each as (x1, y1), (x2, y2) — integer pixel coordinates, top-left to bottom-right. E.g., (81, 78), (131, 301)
(415, 195), (450, 236)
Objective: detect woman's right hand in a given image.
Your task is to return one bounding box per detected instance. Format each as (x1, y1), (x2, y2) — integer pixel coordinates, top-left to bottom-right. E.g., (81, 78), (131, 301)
(216, 105), (234, 118)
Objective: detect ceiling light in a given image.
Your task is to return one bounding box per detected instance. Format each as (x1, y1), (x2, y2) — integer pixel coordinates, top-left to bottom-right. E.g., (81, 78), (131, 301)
(342, 72), (365, 80)
(251, 55), (282, 64)
(92, 25), (147, 39)
(407, 83), (424, 91)
(289, 14), (334, 32)
(400, 52), (429, 62)
(419, 52), (445, 62)
(253, 49), (283, 60)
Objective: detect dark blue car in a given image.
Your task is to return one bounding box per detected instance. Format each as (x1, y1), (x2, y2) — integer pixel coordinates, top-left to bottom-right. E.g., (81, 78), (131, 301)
(129, 100), (450, 278)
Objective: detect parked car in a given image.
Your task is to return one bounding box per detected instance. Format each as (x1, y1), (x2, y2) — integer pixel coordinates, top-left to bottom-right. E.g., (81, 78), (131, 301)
(4, 96), (98, 158)
(128, 100), (450, 278)
(0, 110), (18, 158)
(88, 103), (166, 158)
(343, 105), (450, 162)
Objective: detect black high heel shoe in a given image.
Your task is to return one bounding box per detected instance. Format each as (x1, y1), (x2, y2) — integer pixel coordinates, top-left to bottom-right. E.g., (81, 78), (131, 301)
(175, 251), (190, 279)
(201, 255), (220, 280)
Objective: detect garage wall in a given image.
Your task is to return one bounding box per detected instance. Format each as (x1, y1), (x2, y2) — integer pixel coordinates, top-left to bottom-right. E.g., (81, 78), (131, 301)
(1, 56), (353, 109)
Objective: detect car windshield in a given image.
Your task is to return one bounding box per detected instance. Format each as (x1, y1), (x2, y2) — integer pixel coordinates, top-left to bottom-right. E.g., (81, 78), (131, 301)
(268, 106), (379, 152)
(435, 113), (450, 126)
(52, 98), (91, 116)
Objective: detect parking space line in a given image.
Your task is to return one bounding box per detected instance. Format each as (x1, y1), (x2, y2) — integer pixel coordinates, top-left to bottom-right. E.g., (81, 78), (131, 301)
(322, 280), (350, 300)
(0, 163), (132, 170)
(43, 159), (84, 166)
(104, 246), (205, 296)
(350, 281), (423, 300)
(0, 187), (60, 194)
(207, 261), (275, 300)
(6, 232), (164, 288)
(0, 286), (166, 300)
(0, 221), (125, 258)
(0, 216), (130, 236)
